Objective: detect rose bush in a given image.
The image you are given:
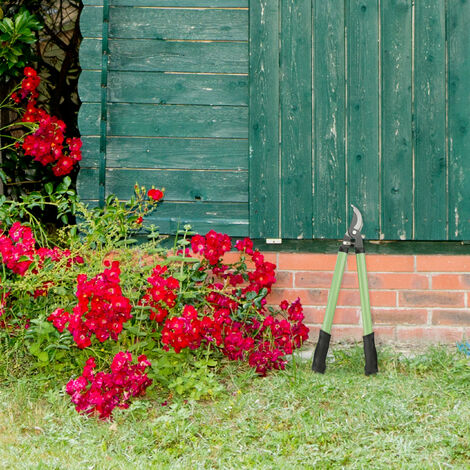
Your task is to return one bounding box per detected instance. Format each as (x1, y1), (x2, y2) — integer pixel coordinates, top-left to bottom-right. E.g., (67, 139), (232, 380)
(3, 67), (82, 177)
(0, 191), (309, 419)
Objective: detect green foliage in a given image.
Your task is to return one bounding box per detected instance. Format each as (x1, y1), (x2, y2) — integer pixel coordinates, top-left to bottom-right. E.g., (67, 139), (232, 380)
(0, 8), (41, 80)
(151, 349), (224, 400)
(1, 1), (82, 126)
(25, 317), (72, 368)
(0, 176), (77, 245)
(74, 185), (162, 250)
(0, 184), (306, 415)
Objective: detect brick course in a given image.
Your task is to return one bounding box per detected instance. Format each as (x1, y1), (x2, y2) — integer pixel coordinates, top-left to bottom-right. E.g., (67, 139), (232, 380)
(264, 253), (470, 344)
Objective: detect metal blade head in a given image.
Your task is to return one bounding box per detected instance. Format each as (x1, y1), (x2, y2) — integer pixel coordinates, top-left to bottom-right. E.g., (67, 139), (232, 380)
(349, 204), (363, 235)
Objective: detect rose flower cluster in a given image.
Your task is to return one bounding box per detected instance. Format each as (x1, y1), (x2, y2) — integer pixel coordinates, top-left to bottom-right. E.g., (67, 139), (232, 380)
(12, 67), (82, 176)
(144, 231), (309, 376)
(0, 221), (83, 290)
(48, 261), (132, 348)
(139, 264), (179, 323)
(41, 229), (310, 417)
(0, 222), (84, 326)
(191, 230), (232, 265)
(66, 352), (152, 420)
(0, 221), (36, 276)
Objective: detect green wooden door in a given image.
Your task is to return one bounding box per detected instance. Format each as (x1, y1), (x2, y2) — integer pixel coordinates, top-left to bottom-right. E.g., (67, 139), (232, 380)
(249, 0), (470, 241)
(78, 0), (470, 240)
(78, 0), (250, 236)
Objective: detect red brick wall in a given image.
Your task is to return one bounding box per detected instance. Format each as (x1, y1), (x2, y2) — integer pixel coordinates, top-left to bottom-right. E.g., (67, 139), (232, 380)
(249, 253), (469, 344)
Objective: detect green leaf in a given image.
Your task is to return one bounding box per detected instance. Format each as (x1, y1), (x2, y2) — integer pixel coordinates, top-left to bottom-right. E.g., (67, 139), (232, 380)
(245, 290), (257, 301)
(38, 351), (49, 362)
(124, 325), (146, 337)
(44, 183), (53, 195)
(63, 176), (72, 188)
(9, 47), (23, 56)
(29, 343), (40, 355)
(3, 18), (14, 32)
(115, 239), (138, 247)
(127, 341), (149, 352)
(166, 256), (198, 263)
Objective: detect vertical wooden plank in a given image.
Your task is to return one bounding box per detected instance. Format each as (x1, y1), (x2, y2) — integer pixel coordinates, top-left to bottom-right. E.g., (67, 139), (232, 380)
(313, 1), (346, 239)
(381, 0), (413, 240)
(414, 0), (446, 240)
(249, 0), (280, 238)
(448, 0), (470, 240)
(280, 0), (313, 239)
(347, 0), (380, 239)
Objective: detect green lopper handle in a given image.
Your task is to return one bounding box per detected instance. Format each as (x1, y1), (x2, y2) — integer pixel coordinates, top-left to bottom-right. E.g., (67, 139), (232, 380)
(321, 251), (347, 334)
(356, 253), (373, 336)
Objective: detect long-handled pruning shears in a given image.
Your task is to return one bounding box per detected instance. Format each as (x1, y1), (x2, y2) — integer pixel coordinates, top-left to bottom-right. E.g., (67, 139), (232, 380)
(312, 204), (378, 375)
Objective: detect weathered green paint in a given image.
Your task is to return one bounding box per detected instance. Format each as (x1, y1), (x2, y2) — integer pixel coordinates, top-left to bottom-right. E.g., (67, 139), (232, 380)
(79, 103), (248, 138)
(81, 7), (248, 41)
(347, 0), (380, 240)
(79, 71), (248, 106)
(249, 0), (280, 238)
(98, 0), (110, 207)
(381, 0), (413, 240)
(80, 39), (248, 73)
(80, 137), (248, 170)
(149, 202), (249, 236)
(79, 1), (250, 236)
(448, 0), (470, 240)
(414, 0), (446, 240)
(280, 0), (312, 239)
(77, 168), (247, 202)
(313, 0), (346, 239)
(82, 0), (247, 6)
(80, 200), (249, 237)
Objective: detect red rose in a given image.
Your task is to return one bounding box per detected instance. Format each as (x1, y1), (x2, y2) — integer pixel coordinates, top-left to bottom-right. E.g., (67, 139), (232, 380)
(147, 188), (164, 201)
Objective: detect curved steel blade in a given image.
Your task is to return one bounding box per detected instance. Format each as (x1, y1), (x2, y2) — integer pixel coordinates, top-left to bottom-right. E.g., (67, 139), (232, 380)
(349, 204), (363, 234)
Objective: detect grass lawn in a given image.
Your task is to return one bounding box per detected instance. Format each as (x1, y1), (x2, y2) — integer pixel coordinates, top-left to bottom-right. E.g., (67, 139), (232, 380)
(0, 345), (468, 469)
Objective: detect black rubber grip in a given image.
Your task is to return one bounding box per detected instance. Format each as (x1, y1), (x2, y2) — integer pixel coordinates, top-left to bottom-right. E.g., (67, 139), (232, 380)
(363, 332), (378, 375)
(312, 329), (331, 374)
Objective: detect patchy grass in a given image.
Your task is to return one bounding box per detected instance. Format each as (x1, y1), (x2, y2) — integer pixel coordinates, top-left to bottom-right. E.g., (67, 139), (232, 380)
(0, 345), (469, 469)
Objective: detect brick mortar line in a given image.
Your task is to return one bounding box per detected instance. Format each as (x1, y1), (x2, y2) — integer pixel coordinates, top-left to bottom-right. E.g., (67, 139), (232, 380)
(280, 269), (470, 275)
(395, 325), (466, 330)
(273, 286), (427, 291)
(305, 323), (390, 327)
(268, 304), (468, 308)
(402, 289), (470, 292)
(306, 323), (465, 330)
(297, 305), (468, 310)
(357, 306), (470, 310)
(291, 286), (438, 291)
